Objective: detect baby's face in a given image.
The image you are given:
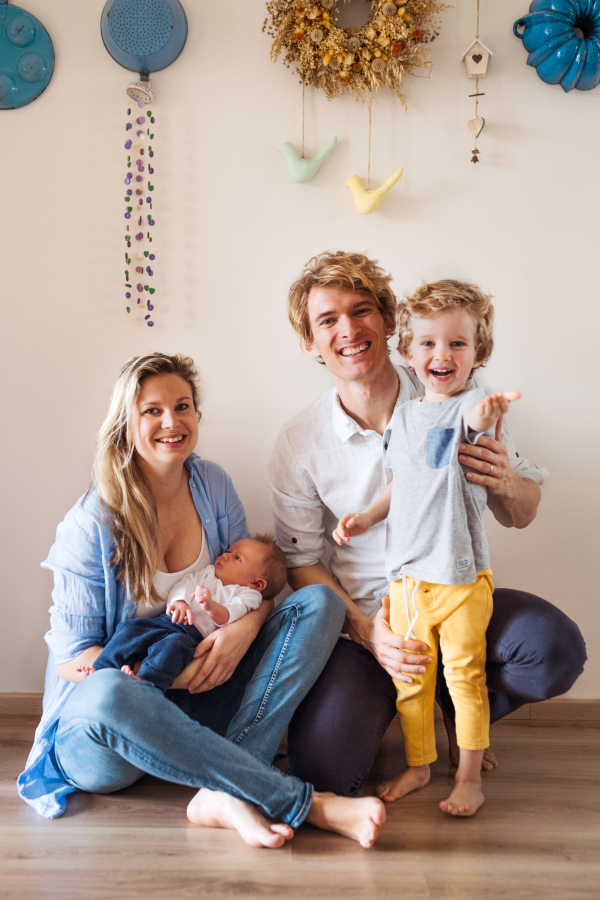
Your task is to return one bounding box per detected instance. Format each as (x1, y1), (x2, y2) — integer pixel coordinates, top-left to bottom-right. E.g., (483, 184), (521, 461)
(405, 309), (480, 399)
(214, 540), (269, 588)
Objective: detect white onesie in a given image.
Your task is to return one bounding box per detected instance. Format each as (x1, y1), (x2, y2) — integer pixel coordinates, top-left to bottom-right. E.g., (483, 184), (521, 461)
(166, 564), (262, 637)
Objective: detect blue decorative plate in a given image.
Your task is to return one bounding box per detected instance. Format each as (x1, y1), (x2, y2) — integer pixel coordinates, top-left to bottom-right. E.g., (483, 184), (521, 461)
(0, 3), (54, 109)
(101, 0), (188, 74)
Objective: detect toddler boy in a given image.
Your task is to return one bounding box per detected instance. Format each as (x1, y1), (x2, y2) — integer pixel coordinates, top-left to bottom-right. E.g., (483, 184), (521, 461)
(333, 280), (520, 817)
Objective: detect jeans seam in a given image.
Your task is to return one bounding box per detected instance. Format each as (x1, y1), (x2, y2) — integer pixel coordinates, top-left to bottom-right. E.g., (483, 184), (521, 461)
(233, 603), (299, 747)
(57, 719), (257, 797)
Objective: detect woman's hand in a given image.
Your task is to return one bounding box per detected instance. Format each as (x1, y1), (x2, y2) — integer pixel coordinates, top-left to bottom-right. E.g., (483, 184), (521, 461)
(357, 597), (432, 684)
(332, 513), (372, 546)
(185, 608), (267, 694)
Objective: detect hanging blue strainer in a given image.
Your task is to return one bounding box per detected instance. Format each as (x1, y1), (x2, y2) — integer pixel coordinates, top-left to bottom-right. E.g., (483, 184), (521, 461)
(101, 0), (187, 99)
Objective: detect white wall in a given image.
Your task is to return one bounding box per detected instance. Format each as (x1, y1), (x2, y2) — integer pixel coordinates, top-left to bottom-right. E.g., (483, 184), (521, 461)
(1, 1), (597, 697)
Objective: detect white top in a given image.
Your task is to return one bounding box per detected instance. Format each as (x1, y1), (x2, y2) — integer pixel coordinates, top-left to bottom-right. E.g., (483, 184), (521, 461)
(166, 565), (262, 636)
(269, 366), (549, 620)
(134, 528), (211, 617)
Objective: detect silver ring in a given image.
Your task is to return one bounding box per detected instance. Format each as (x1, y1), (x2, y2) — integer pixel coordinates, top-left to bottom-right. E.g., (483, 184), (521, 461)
(490, 464), (494, 474)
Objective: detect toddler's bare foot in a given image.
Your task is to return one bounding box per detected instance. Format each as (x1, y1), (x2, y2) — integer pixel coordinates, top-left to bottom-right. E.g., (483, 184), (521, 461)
(376, 765), (430, 802)
(76, 665), (96, 678)
(187, 788), (293, 848)
(306, 792), (386, 849)
(443, 708), (498, 771)
(121, 665), (144, 681)
(439, 780), (484, 817)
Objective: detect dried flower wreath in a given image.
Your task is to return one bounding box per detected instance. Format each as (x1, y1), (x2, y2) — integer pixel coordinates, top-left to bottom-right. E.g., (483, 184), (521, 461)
(264, 0), (448, 102)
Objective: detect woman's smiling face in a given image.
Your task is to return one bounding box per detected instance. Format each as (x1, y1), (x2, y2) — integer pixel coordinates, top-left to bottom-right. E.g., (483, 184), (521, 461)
(133, 373), (199, 471)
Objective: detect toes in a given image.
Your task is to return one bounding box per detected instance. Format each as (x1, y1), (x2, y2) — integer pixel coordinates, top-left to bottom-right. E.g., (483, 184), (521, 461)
(271, 823), (294, 840)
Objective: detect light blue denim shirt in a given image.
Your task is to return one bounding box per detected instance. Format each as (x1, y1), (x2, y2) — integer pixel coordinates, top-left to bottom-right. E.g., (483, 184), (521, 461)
(17, 454), (250, 819)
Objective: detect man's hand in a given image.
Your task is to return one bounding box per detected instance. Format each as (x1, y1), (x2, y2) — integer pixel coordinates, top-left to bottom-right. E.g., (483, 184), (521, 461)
(332, 513), (372, 546)
(357, 597), (432, 684)
(168, 599), (193, 626)
(458, 416), (541, 528)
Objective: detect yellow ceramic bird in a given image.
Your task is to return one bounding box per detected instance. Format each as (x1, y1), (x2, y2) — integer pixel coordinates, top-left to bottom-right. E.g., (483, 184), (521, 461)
(345, 168), (404, 215)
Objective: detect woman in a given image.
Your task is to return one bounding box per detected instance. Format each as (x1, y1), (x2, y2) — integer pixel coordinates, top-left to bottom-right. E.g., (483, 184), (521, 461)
(18, 353), (385, 848)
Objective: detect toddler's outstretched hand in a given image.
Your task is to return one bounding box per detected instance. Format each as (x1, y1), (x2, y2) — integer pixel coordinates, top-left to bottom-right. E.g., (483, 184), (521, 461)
(168, 599), (193, 626)
(333, 513), (373, 546)
(468, 391), (521, 433)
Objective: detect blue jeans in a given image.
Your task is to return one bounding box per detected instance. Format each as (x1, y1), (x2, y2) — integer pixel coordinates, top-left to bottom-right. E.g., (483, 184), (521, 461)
(53, 586), (345, 825)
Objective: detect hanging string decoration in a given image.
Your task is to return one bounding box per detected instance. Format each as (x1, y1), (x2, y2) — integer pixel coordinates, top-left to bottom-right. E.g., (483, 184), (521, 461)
(264, 0), (448, 103)
(345, 96), (403, 212)
(461, 0), (491, 165)
(124, 101), (157, 324)
(100, 0), (188, 325)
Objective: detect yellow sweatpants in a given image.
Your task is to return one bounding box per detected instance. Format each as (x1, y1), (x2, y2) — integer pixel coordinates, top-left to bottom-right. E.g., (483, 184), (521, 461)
(389, 570), (494, 767)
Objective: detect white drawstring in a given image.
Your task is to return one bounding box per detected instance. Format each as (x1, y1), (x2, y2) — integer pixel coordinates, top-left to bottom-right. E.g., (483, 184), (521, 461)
(402, 575), (421, 640)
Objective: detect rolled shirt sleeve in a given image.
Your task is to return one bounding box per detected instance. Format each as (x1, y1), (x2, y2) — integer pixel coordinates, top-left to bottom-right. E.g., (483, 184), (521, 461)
(42, 507), (111, 665)
(269, 428), (327, 570)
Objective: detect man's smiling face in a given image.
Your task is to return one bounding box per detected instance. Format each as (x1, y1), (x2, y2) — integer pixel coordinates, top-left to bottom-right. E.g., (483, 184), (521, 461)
(305, 285), (396, 385)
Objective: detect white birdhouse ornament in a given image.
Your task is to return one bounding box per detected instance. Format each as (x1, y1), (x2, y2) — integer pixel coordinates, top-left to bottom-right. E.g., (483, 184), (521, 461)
(462, 39), (492, 79)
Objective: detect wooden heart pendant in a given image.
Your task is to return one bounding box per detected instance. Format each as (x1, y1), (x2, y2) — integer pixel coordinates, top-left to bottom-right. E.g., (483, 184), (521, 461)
(468, 116), (485, 138)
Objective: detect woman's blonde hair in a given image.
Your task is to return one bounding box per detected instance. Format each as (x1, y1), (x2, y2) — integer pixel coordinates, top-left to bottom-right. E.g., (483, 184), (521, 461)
(397, 279), (495, 367)
(92, 353), (201, 607)
(287, 250), (397, 355)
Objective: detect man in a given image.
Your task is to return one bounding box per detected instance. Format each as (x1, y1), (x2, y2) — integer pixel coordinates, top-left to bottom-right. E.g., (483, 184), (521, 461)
(270, 251), (586, 796)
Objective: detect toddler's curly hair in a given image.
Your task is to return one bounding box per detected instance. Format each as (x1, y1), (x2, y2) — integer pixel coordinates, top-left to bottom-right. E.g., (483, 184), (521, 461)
(397, 279), (495, 367)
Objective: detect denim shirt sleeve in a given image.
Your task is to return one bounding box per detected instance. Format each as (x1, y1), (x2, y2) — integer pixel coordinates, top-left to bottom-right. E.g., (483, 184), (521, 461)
(188, 456), (250, 559)
(42, 499), (112, 665)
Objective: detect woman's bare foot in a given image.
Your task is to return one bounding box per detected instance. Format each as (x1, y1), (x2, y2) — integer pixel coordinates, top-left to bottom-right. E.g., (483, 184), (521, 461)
(306, 792), (386, 848)
(187, 788), (294, 849)
(442, 707), (498, 771)
(121, 665), (144, 681)
(439, 780), (484, 817)
(76, 665), (96, 678)
(376, 764), (430, 802)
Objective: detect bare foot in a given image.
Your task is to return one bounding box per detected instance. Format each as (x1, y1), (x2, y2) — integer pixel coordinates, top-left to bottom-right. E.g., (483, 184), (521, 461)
(439, 780), (484, 817)
(442, 708), (498, 771)
(76, 665), (96, 678)
(121, 665), (144, 681)
(376, 765), (431, 802)
(306, 792), (386, 849)
(187, 788), (294, 849)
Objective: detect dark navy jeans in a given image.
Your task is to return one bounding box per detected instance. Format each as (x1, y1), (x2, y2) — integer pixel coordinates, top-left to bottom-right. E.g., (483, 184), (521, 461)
(93, 614), (202, 693)
(286, 588), (587, 796)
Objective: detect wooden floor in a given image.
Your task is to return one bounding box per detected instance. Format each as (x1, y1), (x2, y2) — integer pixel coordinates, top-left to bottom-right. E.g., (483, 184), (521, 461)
(1, 716), (598, 900)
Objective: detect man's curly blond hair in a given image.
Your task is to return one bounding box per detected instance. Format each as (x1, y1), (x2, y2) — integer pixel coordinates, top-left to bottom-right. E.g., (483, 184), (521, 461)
(398, 279), (495, 367)
(287, 251), (398, 353)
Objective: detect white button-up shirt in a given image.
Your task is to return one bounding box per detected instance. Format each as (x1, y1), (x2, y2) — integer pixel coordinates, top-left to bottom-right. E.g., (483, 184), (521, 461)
(269, 367), (549, 620)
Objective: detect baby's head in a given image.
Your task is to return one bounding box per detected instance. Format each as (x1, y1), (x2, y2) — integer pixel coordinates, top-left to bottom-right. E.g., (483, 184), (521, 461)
(397, 280), (495, 395)
(214, 535), (287, 600)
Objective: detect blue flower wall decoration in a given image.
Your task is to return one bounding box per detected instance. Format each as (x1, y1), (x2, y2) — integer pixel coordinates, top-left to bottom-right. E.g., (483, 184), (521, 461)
(514, 1), (600, 92)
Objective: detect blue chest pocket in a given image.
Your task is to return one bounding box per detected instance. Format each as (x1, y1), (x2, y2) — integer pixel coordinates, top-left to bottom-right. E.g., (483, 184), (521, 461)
(426, 428), (456, 469)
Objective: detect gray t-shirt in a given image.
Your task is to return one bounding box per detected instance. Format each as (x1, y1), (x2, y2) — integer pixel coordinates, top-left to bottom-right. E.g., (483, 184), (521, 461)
(384, 388), (493, 586)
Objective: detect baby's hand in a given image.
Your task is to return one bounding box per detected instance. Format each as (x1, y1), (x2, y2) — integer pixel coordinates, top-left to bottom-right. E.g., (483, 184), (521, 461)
(332, 513), (373, 546)
(192, 585), (212, 608)
(168, 600), (193, 625)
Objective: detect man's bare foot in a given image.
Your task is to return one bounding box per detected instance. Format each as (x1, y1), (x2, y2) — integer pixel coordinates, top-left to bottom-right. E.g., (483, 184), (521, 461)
(121, 665), (144, 681)
(376, 765), (431, 802)
(442, 708), (498, 771)
(187, 788), (293, 849)
(76, 665), (96, 678)
(306, 792), (386, 849)
(439, 780), (484, 817)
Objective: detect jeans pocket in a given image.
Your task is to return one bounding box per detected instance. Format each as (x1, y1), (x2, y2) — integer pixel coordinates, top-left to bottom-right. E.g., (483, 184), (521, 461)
(426, 428), (456, 468)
